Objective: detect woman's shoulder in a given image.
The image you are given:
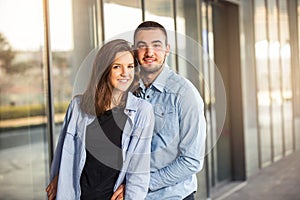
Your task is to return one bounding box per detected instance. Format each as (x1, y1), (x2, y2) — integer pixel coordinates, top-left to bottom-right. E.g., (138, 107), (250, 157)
(128, 92), (152, 108)
(64, 95), (83, 111)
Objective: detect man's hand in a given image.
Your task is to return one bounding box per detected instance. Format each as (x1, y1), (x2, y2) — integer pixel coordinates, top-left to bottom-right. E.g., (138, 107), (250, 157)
(45, 175), (58, 200)
(111, 184), (125, 200)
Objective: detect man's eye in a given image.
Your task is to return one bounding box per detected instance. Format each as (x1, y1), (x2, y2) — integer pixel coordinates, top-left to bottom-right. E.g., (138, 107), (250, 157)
(128, 65), (134, 69)
(138, 44), (146, 49)
(153, 44), (162, 48)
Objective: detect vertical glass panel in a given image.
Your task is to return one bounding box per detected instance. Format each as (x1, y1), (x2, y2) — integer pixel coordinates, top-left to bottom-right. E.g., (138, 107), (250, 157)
(201, 1), (217, 187)
(103, 0), (142, 42)
(49, 0), (102, 145)
(267, 0), (283, 161)
(49, 0), (74, 146)
(144, 0), (176, 70)
(0, 0), (49, 199)
(279, 0), (293, 155)
(175, 0), (202, 91)
(201, 2), (212, 188)
(254, 0), (272, 167)
(176, 1), (207, 198)
(299, 0), (300, 70)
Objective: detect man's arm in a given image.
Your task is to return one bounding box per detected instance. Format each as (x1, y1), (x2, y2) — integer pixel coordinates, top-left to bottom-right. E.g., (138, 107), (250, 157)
(149, 82), (206, 191)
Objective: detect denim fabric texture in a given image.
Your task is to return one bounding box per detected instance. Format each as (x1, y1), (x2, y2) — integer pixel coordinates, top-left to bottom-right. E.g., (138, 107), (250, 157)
(49, 92), (154, 200)
(138, 65), (206, 200)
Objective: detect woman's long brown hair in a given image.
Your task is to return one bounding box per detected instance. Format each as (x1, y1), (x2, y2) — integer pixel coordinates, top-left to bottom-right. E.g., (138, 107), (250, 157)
(80, 39), (139, 116)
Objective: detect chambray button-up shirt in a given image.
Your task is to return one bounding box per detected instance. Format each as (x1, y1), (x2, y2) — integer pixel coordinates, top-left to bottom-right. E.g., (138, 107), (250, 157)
(138, 65), (206, 200)
(49, 92), (154, 200)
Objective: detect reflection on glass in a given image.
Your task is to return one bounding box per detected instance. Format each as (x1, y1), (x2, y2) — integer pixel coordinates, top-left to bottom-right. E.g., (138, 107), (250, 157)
(0, 0), (48, 199)
(201, 1), (217, 187)
(49, 0), (74, 146)
(254, 0), (272, 167)
(279, 0), (293, 155)
(255, 0), (294, 165)
(103, 0), (142, 42)
(267, 0), (283, 161)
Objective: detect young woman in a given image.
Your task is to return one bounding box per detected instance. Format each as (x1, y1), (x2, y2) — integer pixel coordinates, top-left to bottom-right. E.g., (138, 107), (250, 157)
(46, 39), (154, 200)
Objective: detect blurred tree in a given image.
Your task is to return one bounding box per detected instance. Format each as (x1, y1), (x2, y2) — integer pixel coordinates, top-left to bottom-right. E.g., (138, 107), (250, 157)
(0, 33), (15, 74)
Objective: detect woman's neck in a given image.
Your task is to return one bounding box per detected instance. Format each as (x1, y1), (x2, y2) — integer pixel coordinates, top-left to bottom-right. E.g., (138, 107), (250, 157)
(110, 91), (124, 109)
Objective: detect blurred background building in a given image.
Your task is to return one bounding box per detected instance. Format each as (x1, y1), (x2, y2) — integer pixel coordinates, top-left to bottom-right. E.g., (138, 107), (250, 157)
(0, 0), (299, 199)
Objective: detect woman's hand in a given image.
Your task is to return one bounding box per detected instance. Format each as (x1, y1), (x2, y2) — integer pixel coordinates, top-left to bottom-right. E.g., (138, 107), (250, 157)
(45, 175), (58, 200)
(111, 184), (125, 200)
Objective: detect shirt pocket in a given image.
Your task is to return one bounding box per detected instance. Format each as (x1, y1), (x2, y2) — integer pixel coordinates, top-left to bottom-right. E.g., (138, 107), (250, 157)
(153, 104), (175, 133)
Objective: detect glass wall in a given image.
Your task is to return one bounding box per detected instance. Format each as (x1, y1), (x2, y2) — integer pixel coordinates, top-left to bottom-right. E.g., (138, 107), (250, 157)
(254, 0), (272, 167)
(103, 0), (142, 42)
(0, 0), (49, 199)
(279, 0), (293, 155)
(268, 0), (283, 161)
(49, 0), (75, 146)
(201, 1), (217, 189)
(254, 0), (293, 168)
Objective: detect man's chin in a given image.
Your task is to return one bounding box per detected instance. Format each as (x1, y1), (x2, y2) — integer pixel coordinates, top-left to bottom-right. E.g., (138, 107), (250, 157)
(141, 63), (157, 69)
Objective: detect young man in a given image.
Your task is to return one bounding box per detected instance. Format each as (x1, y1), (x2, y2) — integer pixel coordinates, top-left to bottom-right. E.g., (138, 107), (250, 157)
(112, 21), (206, 200)
(135, 21), (206, 200)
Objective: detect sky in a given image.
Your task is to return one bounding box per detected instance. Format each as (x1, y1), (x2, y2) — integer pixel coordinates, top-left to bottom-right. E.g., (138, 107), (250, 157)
(0, 0), (73, 51)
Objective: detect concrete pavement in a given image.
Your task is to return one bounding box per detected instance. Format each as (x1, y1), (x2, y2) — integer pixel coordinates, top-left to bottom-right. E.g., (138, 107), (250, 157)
(213, 150), (300, 200)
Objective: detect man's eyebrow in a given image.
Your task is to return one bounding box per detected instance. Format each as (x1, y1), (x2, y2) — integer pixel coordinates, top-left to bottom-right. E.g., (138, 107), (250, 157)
(136, 40), (163, 45)
(136, 41), (146, 45)
(152, 40), (163, 44)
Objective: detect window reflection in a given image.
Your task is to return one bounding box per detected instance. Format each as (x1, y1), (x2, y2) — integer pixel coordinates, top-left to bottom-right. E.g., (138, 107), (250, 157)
(0, 0), (48, 199)
(255, 0), (293, 166)
(254, 0), (272, 167)
(279, 0), (293, 155)
(103, 0), (142, 42)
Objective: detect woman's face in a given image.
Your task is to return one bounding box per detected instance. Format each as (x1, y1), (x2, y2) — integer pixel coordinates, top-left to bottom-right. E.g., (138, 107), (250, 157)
(110, 51), (135, 92)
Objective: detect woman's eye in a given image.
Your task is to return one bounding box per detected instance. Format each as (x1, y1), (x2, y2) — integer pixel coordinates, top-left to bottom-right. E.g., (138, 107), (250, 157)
(112, 65), (120, 69)
(128, 65), (134, 69)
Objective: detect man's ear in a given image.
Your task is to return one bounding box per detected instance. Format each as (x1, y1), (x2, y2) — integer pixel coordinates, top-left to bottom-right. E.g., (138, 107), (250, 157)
(165, 44), (170, 56)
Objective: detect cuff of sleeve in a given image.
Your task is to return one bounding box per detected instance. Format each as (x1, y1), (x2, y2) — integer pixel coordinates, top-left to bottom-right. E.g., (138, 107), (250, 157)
(149, 172), (163, 191)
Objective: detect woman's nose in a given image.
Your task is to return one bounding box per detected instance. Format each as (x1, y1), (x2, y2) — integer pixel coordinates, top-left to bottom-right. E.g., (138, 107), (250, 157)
(120, 66), (128, 76)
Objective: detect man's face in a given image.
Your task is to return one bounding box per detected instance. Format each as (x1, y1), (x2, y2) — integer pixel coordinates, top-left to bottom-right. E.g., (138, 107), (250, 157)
(134, 29), (170, 74)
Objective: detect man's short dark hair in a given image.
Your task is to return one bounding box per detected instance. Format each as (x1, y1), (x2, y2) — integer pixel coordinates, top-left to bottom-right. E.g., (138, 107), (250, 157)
(134, 21), (168, 45)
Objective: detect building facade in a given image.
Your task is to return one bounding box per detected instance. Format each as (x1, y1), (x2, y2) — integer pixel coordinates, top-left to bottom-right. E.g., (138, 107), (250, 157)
(0, 0), (299, 199)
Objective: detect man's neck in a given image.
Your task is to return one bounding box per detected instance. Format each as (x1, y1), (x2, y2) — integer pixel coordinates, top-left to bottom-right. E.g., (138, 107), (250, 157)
(141, 65), (165, 88)
(141, 73), (156, 88)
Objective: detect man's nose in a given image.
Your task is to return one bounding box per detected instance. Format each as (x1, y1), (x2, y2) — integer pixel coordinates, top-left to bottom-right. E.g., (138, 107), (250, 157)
(145, 47), (154, 56)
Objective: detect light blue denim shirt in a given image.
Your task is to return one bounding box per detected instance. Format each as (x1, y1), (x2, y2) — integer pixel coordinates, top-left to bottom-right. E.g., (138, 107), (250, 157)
(138, 65), (206, 200)
(49, 92), (154, 200)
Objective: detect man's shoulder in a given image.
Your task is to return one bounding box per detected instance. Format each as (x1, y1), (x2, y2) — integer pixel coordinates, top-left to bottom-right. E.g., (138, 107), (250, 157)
(165, 69), (195, 92)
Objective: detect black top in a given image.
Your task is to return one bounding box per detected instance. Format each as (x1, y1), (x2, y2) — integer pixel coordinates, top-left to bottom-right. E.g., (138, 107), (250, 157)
(80, 108), (127, 200)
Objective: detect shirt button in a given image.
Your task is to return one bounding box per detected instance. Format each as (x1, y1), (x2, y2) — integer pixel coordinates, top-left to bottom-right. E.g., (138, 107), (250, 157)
(146, 95), (150, 98)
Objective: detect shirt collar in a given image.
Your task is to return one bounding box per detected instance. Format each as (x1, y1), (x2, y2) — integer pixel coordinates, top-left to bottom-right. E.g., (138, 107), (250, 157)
(140, 64), (170, 92)
(124, 92), (137, 112)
